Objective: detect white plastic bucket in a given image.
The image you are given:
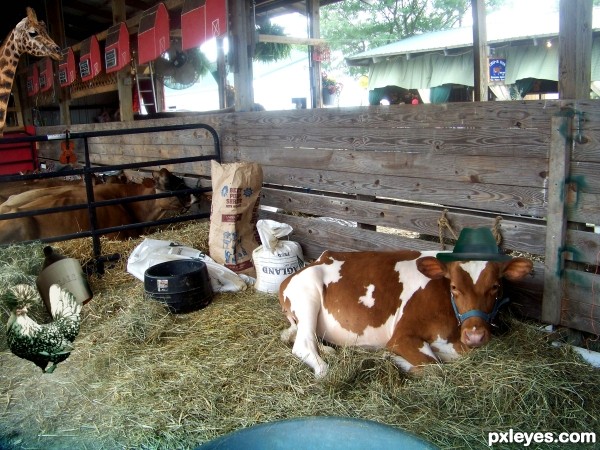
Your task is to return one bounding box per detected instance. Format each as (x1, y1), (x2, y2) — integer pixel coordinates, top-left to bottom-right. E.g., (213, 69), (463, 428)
(36, 258), (93, 311)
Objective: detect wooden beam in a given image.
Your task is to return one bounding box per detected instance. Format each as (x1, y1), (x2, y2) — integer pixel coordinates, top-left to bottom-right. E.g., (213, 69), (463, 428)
(542, 113), (572, 325)
(257, 34), (325, 46)
(231, 0), (254, 111)
(558, 0), (592, 99)
(308, 0), (321, 109)
(471, 0), (488, 102)
(45, 0), (71, 126)
(113, 0), (134, 122)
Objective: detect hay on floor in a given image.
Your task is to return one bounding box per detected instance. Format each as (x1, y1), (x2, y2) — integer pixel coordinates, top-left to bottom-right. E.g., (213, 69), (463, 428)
(0, 220), (599, 449)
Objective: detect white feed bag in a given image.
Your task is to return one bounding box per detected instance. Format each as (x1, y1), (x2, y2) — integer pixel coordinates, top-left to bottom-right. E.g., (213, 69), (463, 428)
(127, 239), (252, 293)
(252, 219), (305, 293)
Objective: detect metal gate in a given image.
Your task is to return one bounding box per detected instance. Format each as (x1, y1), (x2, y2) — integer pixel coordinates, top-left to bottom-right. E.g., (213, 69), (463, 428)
(0, 123), (220, 273)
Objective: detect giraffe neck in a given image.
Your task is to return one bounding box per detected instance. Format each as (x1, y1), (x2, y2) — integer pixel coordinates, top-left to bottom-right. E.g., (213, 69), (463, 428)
(0, 29), (22, 134)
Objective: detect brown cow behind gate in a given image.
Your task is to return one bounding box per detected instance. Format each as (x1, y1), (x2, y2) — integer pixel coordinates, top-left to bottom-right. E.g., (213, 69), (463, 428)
(0, 168), (193, 242)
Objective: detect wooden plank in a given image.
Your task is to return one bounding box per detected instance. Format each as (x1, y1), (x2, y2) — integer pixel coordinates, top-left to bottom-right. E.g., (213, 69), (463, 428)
(257, 34), (325, 46)
(241, 147), (548, 188)
(228, 102), (560, 130)
(88, 130), (218, 146)
(262, 166), (547, 218)
(561, 269), (600, 334)
(567, 191), (600, 224)
(568, 161), (600, 194)
(565, 228), (600, 266)
(571, 130), (600, 162)
(543, 114), (572, 324)
(258, 209), (441, 260)
(261, 187), (547, 255)
(232, 125), (550, 157)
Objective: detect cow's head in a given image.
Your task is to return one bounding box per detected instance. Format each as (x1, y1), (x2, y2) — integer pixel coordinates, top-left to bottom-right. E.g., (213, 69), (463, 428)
(416, 256), (532, 348)
(152, 168), (195, 211)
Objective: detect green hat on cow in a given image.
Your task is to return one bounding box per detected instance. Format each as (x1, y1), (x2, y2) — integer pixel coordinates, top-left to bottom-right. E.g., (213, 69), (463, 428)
(436, 227), (512, 262)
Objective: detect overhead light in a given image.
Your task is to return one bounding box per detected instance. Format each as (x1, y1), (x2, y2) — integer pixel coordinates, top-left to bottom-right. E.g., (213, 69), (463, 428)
(546, 40), (552, 48)
(406, 53), (411, 60)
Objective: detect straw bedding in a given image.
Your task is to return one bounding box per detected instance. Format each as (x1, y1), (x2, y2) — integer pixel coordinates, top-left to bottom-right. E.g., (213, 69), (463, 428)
(0, 220), (598, 449)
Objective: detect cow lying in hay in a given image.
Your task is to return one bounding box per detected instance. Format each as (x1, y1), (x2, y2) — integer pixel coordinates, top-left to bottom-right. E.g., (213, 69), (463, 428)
(0, 168), (193, 243)
(279, 228), (533, 378)
(0, 170), (128, 204)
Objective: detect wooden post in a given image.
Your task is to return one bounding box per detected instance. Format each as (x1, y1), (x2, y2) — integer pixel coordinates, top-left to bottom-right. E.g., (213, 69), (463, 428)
(471, 0), (488, 102)
(542, 114), (572, 325)
(558, 0), (592, 99)
(307, 0), (322, 108)
(45, 0), (71, 126)
(231, 0), (254, 111)
(113, 0), (133, 122)
(216, 37), (227, 109)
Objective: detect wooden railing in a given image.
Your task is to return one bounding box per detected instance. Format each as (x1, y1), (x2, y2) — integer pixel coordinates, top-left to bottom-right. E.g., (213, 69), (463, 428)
(35, 100), (600, 335)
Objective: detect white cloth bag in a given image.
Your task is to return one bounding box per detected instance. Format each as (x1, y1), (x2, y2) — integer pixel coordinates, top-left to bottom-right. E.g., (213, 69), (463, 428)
(252, 219), (305, 293)
(127, 238), (252, 293)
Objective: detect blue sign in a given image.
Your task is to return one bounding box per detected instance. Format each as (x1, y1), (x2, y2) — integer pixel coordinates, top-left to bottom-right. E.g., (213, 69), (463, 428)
(489, 59), (506, 81)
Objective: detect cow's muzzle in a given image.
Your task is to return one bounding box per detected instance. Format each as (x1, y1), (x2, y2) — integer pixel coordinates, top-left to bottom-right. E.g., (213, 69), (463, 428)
(463, 327), (487, 348)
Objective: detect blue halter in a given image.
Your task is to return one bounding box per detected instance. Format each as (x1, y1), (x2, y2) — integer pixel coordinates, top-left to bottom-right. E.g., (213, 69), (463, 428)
(450, 291), (510, 326)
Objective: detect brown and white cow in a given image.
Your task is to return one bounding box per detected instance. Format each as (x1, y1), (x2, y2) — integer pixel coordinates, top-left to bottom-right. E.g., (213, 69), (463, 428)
(0, 168), (193, 243)
(279, 242), (532, 378)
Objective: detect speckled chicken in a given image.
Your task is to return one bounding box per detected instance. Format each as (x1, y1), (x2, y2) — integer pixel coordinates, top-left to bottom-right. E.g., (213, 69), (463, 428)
(6, 284), (81, 373)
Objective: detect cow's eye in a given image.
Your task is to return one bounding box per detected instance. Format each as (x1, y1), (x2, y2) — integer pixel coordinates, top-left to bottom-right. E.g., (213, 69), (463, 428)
(450, 284), (458, 292)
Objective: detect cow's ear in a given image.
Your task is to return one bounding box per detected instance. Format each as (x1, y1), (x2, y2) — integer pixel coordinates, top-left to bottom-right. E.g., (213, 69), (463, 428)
(502, 257), (533, 280)
(152, 168), (169, 189)
(417, 256), (446, 279)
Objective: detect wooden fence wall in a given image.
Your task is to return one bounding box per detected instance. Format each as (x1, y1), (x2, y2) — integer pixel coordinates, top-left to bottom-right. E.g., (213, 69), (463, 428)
(36, 100), (600, 335)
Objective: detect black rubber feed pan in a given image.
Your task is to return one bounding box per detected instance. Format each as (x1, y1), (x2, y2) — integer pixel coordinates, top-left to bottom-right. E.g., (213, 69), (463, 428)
(144, 260), (213, 314)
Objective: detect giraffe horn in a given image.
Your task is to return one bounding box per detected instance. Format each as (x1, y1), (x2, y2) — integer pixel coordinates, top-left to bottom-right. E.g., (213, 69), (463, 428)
(26, 7), (38, 23)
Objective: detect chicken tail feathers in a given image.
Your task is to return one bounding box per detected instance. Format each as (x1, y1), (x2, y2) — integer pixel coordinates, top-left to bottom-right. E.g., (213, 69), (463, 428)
(48, 284), (81, 319)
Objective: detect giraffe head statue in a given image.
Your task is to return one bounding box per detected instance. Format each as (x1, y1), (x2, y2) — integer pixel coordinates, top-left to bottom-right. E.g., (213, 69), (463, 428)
(0, 7), (61, 135)
(10, 7), (61, 60)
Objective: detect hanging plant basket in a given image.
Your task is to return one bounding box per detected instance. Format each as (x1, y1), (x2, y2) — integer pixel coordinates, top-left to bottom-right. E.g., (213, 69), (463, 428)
(254, 22), (292, 63)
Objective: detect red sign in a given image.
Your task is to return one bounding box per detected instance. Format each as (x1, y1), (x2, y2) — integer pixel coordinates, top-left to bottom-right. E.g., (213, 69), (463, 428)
(206, 0), (227, 39)
(181, 0), (206, 50)
(105, 22), (130, 73)
(79, 35), (102, 81)
(38, 57), (54, 92)
(58, 47), (76, 87)
(26, 64), (39, 96)
(181, 0), (227, 50)
(138, 3), (170, 64)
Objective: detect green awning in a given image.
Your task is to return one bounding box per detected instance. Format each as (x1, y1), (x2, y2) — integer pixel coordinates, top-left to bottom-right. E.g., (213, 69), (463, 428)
(369, 38), (600, 89)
